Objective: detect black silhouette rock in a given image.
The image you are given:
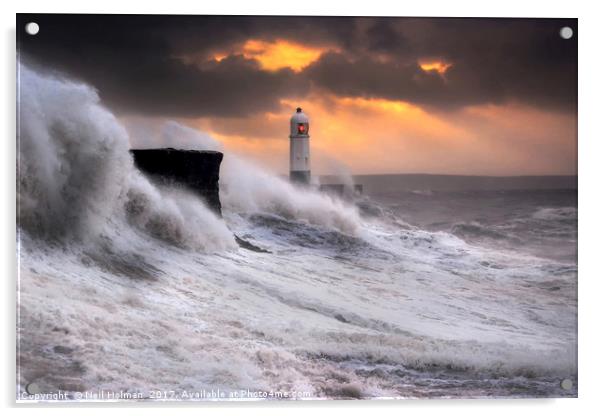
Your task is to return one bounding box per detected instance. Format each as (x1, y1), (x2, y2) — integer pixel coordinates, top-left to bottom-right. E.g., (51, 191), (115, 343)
(130, 148), (223, 215)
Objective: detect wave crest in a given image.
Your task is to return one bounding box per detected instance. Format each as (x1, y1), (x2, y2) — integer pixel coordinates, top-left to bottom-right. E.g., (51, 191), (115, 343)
(17, 65), (235, 251)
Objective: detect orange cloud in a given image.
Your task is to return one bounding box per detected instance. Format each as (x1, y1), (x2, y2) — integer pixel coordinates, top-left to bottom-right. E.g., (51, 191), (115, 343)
(209, 39), (334, 72)
(243, 39), (329, 72)
(212, 53), (228, 63)
(419, 60), (452, 74)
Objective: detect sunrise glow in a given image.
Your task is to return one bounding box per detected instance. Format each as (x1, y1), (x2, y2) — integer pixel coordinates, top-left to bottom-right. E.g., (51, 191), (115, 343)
(189, 93), (575, 177)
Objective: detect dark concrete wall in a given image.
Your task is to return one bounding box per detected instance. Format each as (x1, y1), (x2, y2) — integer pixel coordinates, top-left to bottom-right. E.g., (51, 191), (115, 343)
(130, 148), (223, 215)
(290, 170), (311, 185)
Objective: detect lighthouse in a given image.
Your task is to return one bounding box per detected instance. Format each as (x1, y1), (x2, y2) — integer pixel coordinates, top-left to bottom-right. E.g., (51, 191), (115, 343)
(289, 107), (311, 184)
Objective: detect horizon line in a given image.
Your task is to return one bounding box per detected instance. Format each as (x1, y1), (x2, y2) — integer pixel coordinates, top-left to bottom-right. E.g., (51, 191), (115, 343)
(311, 173), (578, 178)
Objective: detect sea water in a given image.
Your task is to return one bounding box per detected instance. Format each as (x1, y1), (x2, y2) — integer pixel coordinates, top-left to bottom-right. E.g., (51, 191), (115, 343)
(17, 65), (577, 400)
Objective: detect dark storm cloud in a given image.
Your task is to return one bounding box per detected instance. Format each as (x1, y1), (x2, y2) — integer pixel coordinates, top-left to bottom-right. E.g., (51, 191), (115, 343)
(305, 17), (577, 111)
(17, 14), (576, 117)
(304, 52), (450, 105)
(16, 14), (321, 117)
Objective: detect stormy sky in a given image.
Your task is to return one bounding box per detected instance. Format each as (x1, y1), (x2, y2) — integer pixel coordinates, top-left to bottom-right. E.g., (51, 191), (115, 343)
(17, 14), (577, 175)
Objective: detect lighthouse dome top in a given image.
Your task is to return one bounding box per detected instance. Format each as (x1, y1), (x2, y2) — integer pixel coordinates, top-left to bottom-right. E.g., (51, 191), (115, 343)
(290, 107), (309, 137)
(290, 107), (309, 124)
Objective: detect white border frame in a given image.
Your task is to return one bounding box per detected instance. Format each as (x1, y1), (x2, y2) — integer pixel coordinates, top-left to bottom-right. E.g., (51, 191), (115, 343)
(3, 1), (601, 415)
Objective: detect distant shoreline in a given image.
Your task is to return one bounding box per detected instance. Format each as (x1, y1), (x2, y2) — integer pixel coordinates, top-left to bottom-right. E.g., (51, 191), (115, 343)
(319, 174), (577, 192)
(320, 173), (577, 178)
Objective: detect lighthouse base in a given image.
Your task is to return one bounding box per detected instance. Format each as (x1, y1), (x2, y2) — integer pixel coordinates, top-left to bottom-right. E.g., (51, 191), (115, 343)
(290, 170), (311, 185)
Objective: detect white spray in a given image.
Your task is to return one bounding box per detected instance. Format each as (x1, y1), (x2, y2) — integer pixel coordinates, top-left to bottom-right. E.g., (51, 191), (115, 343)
(17, 65), (235, 252)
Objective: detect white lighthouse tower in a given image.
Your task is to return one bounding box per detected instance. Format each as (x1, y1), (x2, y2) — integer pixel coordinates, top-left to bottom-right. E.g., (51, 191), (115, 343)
(289, 107), (310, 184)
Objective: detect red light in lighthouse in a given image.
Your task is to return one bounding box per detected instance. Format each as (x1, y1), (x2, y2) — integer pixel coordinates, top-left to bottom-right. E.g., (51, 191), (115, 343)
(297, 123), (306, 134)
